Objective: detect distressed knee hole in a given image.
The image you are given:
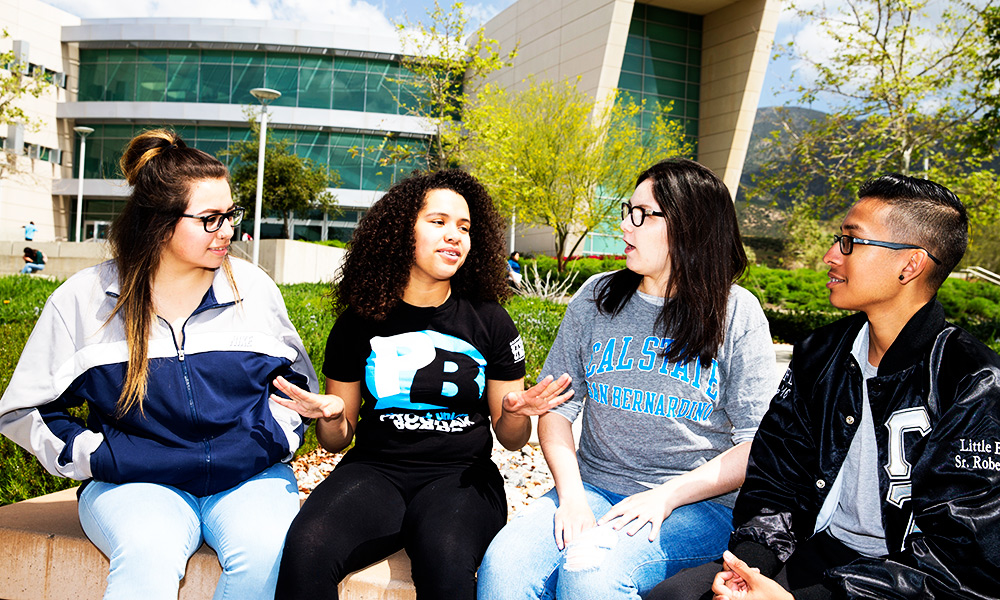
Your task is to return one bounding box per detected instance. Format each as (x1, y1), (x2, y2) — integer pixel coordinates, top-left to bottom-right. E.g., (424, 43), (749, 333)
(563, 524), (619, 572)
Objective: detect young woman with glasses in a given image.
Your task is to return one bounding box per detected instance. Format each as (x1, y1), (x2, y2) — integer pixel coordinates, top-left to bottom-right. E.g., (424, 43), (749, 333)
(477, 158), (777, 600)
(0, 129), (318, 599)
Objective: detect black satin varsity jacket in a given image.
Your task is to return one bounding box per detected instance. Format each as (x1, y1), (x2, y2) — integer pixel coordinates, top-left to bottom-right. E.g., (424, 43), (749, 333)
(730, 299), (1000, 600)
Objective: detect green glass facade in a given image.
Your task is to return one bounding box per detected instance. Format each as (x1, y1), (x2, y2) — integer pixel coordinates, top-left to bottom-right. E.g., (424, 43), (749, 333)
(78, 49), (424, 114)
(71, 45), (436, 240)
(70, 196), (365, 243)
(75, 123), (427, 191)
(618, 4), (702, 140)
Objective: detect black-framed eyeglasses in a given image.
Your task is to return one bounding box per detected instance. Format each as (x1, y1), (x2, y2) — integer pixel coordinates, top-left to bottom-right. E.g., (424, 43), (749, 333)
(832, 234), (941, 265)
(621, 202), (665, 227)
(181, 206), (245, 233)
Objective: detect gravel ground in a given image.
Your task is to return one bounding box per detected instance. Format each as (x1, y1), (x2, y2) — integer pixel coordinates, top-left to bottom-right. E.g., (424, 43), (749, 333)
(291, 443), (554, 519)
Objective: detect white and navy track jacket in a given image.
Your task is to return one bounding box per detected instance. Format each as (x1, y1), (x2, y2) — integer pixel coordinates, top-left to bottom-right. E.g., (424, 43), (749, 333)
(0, 258), (318, 497)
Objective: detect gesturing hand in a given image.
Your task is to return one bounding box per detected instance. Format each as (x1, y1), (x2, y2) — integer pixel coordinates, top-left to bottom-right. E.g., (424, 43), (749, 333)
(503, 373), (574, 417)
(271, 375), (345, 420)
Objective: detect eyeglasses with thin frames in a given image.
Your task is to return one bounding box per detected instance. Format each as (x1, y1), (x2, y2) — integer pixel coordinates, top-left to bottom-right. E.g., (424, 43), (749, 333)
(832, 234), (941, 265)
(181, 206), (246, 233)
(621, 202), (665, 227)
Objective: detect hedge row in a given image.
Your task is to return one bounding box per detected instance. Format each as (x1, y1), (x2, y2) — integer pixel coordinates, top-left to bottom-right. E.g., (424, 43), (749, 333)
(4, 265), (1000, 504)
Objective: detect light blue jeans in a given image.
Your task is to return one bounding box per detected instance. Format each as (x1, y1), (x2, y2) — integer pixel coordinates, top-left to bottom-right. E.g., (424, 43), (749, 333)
(78, 463), (299, 600)
(477, 482), (732, 600)
(20, 262), (44, 274)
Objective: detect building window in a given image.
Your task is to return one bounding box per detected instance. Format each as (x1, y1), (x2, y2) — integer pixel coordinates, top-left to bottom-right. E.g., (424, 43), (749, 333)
(74, 123), (429, 191)
(618, 4), (702, 143)
(78, 48), (418, 117)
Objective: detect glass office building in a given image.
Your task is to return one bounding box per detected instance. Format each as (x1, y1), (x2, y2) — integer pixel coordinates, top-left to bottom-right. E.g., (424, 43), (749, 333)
(1, 0), (778, 250)
(61, 18), (434, 241)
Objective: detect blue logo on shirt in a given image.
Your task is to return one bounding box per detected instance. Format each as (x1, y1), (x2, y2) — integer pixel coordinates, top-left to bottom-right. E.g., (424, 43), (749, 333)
(584, 336), (719, 421)
(366, 330), (486, 411)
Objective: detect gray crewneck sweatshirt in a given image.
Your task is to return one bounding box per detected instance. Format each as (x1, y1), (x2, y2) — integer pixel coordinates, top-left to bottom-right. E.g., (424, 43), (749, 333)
(545, 273), (776, 507)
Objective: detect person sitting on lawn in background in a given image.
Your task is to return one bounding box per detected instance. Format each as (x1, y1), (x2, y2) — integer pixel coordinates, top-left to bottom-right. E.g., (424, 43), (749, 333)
(508, 251), (523, 288)
(20, 246), (45, 274)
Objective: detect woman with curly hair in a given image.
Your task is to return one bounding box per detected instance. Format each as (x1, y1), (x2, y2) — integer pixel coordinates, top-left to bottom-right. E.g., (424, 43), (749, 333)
(0, 129), (317, 599)
(272, 169), (571, 600)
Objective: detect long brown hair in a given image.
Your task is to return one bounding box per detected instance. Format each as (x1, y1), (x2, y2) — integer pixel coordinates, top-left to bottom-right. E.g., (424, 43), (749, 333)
(596, 158), (747, 365)
(108, 129), (230, 416)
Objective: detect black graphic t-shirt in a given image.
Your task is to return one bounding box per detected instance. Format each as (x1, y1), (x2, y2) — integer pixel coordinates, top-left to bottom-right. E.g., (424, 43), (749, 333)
(323, 295), (526, 465)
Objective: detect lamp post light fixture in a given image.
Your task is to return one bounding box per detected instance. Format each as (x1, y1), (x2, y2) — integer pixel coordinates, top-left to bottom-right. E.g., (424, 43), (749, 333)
(249, 87), (281, 266)
(73, 126), (94, 242)
(510, 165), (517, 253)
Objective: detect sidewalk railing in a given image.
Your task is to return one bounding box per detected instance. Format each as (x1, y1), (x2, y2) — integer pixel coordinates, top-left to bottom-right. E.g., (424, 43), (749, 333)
(962, 266), (1000, 287)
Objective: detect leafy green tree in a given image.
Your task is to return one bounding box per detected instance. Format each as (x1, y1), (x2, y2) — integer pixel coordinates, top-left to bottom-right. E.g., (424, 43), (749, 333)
(749, 0), (997, 226)
(968, 5), (1000, 155)
(361, 0), (517, 172)
(460, 78), (692, 271)
(224, 122), (339, 239)
(783, 204), (832, 270)
(1, 28), (52, 180)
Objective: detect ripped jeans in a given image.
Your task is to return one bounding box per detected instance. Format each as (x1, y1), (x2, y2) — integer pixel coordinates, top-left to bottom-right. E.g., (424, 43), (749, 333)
(477, 482), (732, 600)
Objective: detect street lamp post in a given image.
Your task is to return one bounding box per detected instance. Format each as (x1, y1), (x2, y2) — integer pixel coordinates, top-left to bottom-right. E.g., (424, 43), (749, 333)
(249, 87), (281, 266)
(73, 126), (94, 242)
(510, 210), (516, 253)
(510, 165), (517, 253)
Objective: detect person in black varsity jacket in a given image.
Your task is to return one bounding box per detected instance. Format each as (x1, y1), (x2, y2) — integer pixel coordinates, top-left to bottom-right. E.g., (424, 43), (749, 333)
(650, 173), (1000, 600)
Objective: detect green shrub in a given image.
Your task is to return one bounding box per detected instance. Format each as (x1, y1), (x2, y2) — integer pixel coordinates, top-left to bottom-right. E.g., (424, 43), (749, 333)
(6, 268), (1000, 504)
(764, 309), (847, 344)
(503, 295), (568, 383)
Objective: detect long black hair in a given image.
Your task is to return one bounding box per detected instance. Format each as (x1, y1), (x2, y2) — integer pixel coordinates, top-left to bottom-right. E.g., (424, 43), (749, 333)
(595, 158), (747, 365)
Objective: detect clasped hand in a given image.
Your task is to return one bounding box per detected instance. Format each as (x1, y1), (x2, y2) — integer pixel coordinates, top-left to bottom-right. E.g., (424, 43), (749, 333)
(554, 485), (678, 549)
(711, 550), (792, 600)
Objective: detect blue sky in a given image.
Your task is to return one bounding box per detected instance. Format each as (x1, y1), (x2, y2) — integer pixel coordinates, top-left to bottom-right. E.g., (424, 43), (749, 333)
(42, 0), (805, 109)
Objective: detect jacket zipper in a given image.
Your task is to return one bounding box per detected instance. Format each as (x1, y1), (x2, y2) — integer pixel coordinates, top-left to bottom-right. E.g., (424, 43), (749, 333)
(164, 317), (212, 496)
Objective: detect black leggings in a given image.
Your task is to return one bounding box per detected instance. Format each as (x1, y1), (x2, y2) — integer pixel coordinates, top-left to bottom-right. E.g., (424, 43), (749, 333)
(275, 458), (507, 600)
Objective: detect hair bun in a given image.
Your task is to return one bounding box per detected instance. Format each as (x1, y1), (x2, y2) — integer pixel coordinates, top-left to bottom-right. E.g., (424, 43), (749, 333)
(119, 129), (182, 185)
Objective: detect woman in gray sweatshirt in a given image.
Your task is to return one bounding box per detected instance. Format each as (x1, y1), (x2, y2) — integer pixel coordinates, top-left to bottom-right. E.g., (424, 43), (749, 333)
(478, 158), (776, 600)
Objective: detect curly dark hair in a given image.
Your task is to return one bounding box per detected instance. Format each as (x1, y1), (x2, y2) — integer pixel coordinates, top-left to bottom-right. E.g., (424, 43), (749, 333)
(335, 169), (510, 319)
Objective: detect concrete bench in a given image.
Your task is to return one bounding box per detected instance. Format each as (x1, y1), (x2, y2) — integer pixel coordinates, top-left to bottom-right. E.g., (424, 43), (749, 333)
(0, 487), (416, 600)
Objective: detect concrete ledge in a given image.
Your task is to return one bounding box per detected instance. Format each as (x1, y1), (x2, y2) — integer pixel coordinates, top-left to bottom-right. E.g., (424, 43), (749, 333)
(2, 240), (345, 285)
(0, 487), (415, 600)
